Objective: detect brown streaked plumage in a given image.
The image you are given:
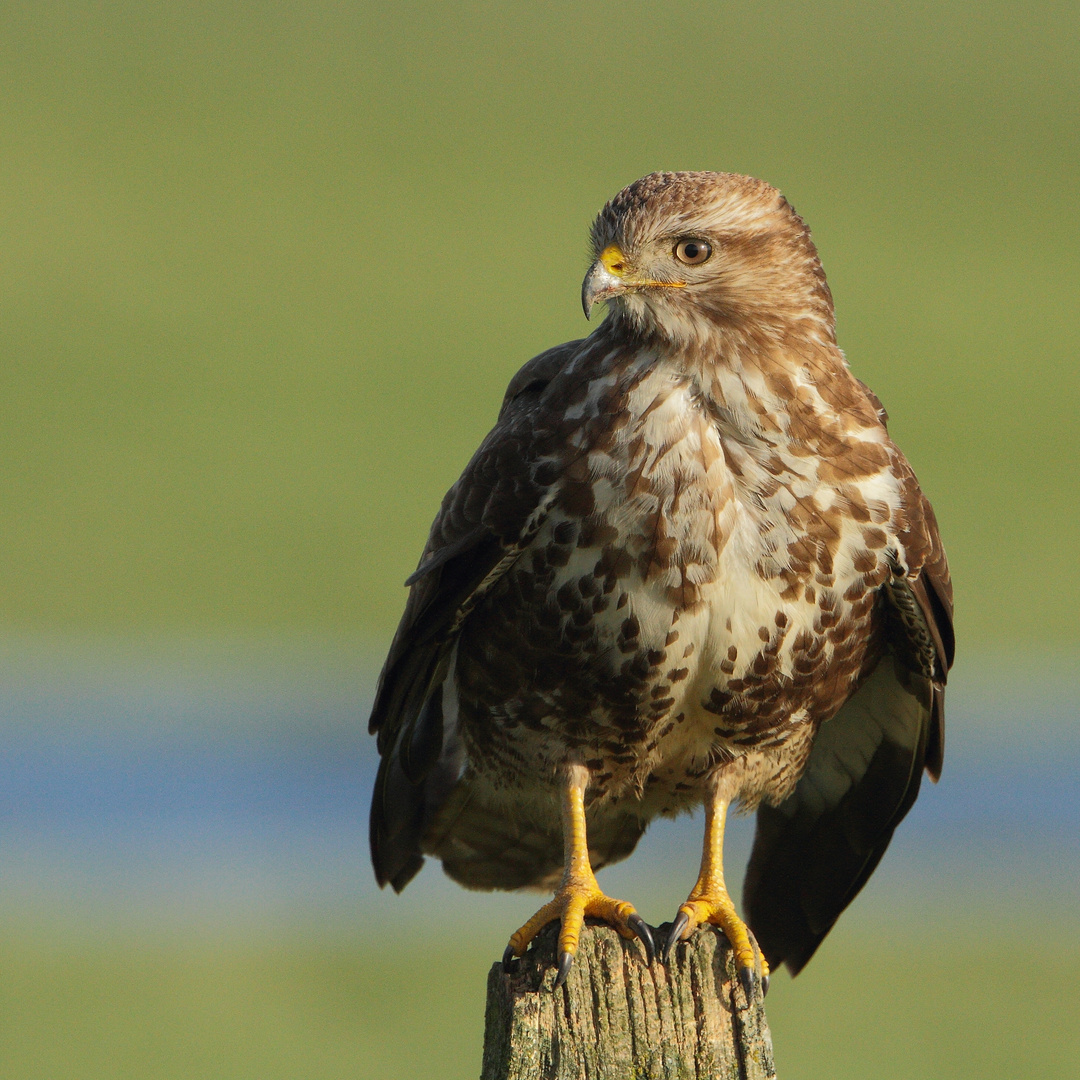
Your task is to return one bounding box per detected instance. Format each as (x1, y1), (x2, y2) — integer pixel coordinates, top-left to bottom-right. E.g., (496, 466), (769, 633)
(369, 171), (954, 988)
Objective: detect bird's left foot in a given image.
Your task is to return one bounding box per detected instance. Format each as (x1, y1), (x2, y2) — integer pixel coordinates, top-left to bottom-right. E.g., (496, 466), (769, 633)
(502, 876), (654, 989)
(663, 893), (770, 998)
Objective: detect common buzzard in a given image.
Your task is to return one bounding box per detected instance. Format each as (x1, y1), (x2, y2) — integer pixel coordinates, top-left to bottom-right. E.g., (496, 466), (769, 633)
(369, 172), (954, 995)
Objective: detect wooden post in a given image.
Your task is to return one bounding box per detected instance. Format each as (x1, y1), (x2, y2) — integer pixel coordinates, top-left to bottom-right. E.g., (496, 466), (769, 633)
(481, 922), (777, 1080)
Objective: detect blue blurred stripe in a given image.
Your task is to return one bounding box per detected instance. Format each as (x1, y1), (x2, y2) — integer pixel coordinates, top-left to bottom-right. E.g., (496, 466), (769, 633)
(0, 643), (1076, 927)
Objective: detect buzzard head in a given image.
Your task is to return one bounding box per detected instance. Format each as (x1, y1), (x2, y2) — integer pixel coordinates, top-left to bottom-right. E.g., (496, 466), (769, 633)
(582, 171), (835, 349)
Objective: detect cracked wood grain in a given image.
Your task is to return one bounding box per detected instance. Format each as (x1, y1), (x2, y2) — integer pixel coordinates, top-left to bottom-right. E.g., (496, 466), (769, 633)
(481, 923), (777, 1080)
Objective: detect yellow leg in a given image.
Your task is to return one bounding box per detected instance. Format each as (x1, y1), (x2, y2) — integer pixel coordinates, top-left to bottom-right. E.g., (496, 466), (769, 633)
(503, 767), (653, 987)
(664, 789), (770, 997)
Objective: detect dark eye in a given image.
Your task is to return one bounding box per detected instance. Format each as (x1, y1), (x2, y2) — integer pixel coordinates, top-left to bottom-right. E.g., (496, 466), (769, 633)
(674, 239), (712, 265)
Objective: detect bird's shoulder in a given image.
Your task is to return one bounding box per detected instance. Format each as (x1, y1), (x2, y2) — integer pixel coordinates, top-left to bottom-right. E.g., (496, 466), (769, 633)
(420, 338), (590, 561)
(499, 338), (588, 413)
(369, 337), (598, 741)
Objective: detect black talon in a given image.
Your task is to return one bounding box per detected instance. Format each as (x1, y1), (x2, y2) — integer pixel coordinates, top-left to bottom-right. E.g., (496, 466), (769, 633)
(627, 913), (655, 964)
(663, 911), (690, 962)
(761, 971), (770, 997)
(553, 950), (574, 990)
(739, 966), (758, 1002)
(502, 944), (517, 972)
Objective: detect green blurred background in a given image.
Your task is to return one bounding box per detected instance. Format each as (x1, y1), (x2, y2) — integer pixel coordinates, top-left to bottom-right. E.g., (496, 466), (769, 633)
(1, 2), (1078, 1077)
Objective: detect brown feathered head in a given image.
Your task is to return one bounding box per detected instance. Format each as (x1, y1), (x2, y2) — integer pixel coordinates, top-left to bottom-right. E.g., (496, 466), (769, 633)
(582, 172), (835, 349)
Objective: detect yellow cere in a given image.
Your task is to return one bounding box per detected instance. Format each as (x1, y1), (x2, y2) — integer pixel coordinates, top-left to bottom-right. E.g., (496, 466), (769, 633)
(599, 243), (686, 289)
(600, 244), (628, 275)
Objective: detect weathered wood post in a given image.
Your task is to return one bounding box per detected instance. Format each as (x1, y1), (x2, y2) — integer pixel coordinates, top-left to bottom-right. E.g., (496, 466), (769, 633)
(481, 922), (777, 1080)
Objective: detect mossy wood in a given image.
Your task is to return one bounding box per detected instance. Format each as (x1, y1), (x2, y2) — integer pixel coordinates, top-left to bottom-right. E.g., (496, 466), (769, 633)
(481, 923), (777, 1080)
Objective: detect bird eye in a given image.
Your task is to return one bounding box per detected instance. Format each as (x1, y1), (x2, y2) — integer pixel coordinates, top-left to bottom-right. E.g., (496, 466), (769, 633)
(674, 239), (712, 265)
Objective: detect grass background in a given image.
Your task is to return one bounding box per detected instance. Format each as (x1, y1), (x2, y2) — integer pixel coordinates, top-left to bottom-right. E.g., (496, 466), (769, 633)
(1, 0), (1077, 642)
(3, 931), (1078, 1080)
(0, 1), (1078, 1077)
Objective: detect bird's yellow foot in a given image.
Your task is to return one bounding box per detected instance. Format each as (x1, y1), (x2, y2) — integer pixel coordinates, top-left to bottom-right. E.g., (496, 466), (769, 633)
(668, 793), (768, 997)
(664, 892), (770, 998)
(502, 877), (654, 989)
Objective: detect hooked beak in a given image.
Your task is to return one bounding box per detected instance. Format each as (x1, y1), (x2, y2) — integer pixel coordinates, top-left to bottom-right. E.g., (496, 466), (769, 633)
(581, 263), (626, 319)
(581, 243), (631, 319)
(581, 243), (685, 319)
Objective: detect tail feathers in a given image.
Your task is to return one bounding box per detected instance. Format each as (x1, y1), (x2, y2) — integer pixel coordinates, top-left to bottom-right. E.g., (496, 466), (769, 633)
(429, 793), (564, 891)
(591, 811), (649, 875)
(427, 793), (648, 892)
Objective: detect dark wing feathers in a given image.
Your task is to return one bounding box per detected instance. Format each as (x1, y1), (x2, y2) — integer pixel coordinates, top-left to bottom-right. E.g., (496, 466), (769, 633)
(745, 477), (954, 975)
(743, 654), (932, 974)
(368, 540), (488, 890)
(368, 341), (581, 890)
(910, 493), (953, 780)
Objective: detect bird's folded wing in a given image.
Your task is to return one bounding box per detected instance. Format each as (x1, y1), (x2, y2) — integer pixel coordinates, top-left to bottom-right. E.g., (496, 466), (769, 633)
(745, 484), (954, 974)
(368, 340), (583, 889)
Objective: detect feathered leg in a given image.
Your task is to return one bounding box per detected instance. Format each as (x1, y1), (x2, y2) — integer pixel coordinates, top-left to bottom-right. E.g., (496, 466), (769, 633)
(502, 765), (653, 988)
(664, 786), (770, 997)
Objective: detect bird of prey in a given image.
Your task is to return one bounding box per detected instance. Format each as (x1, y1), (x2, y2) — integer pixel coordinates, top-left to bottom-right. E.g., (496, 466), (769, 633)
(369, 171), (953, 995)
